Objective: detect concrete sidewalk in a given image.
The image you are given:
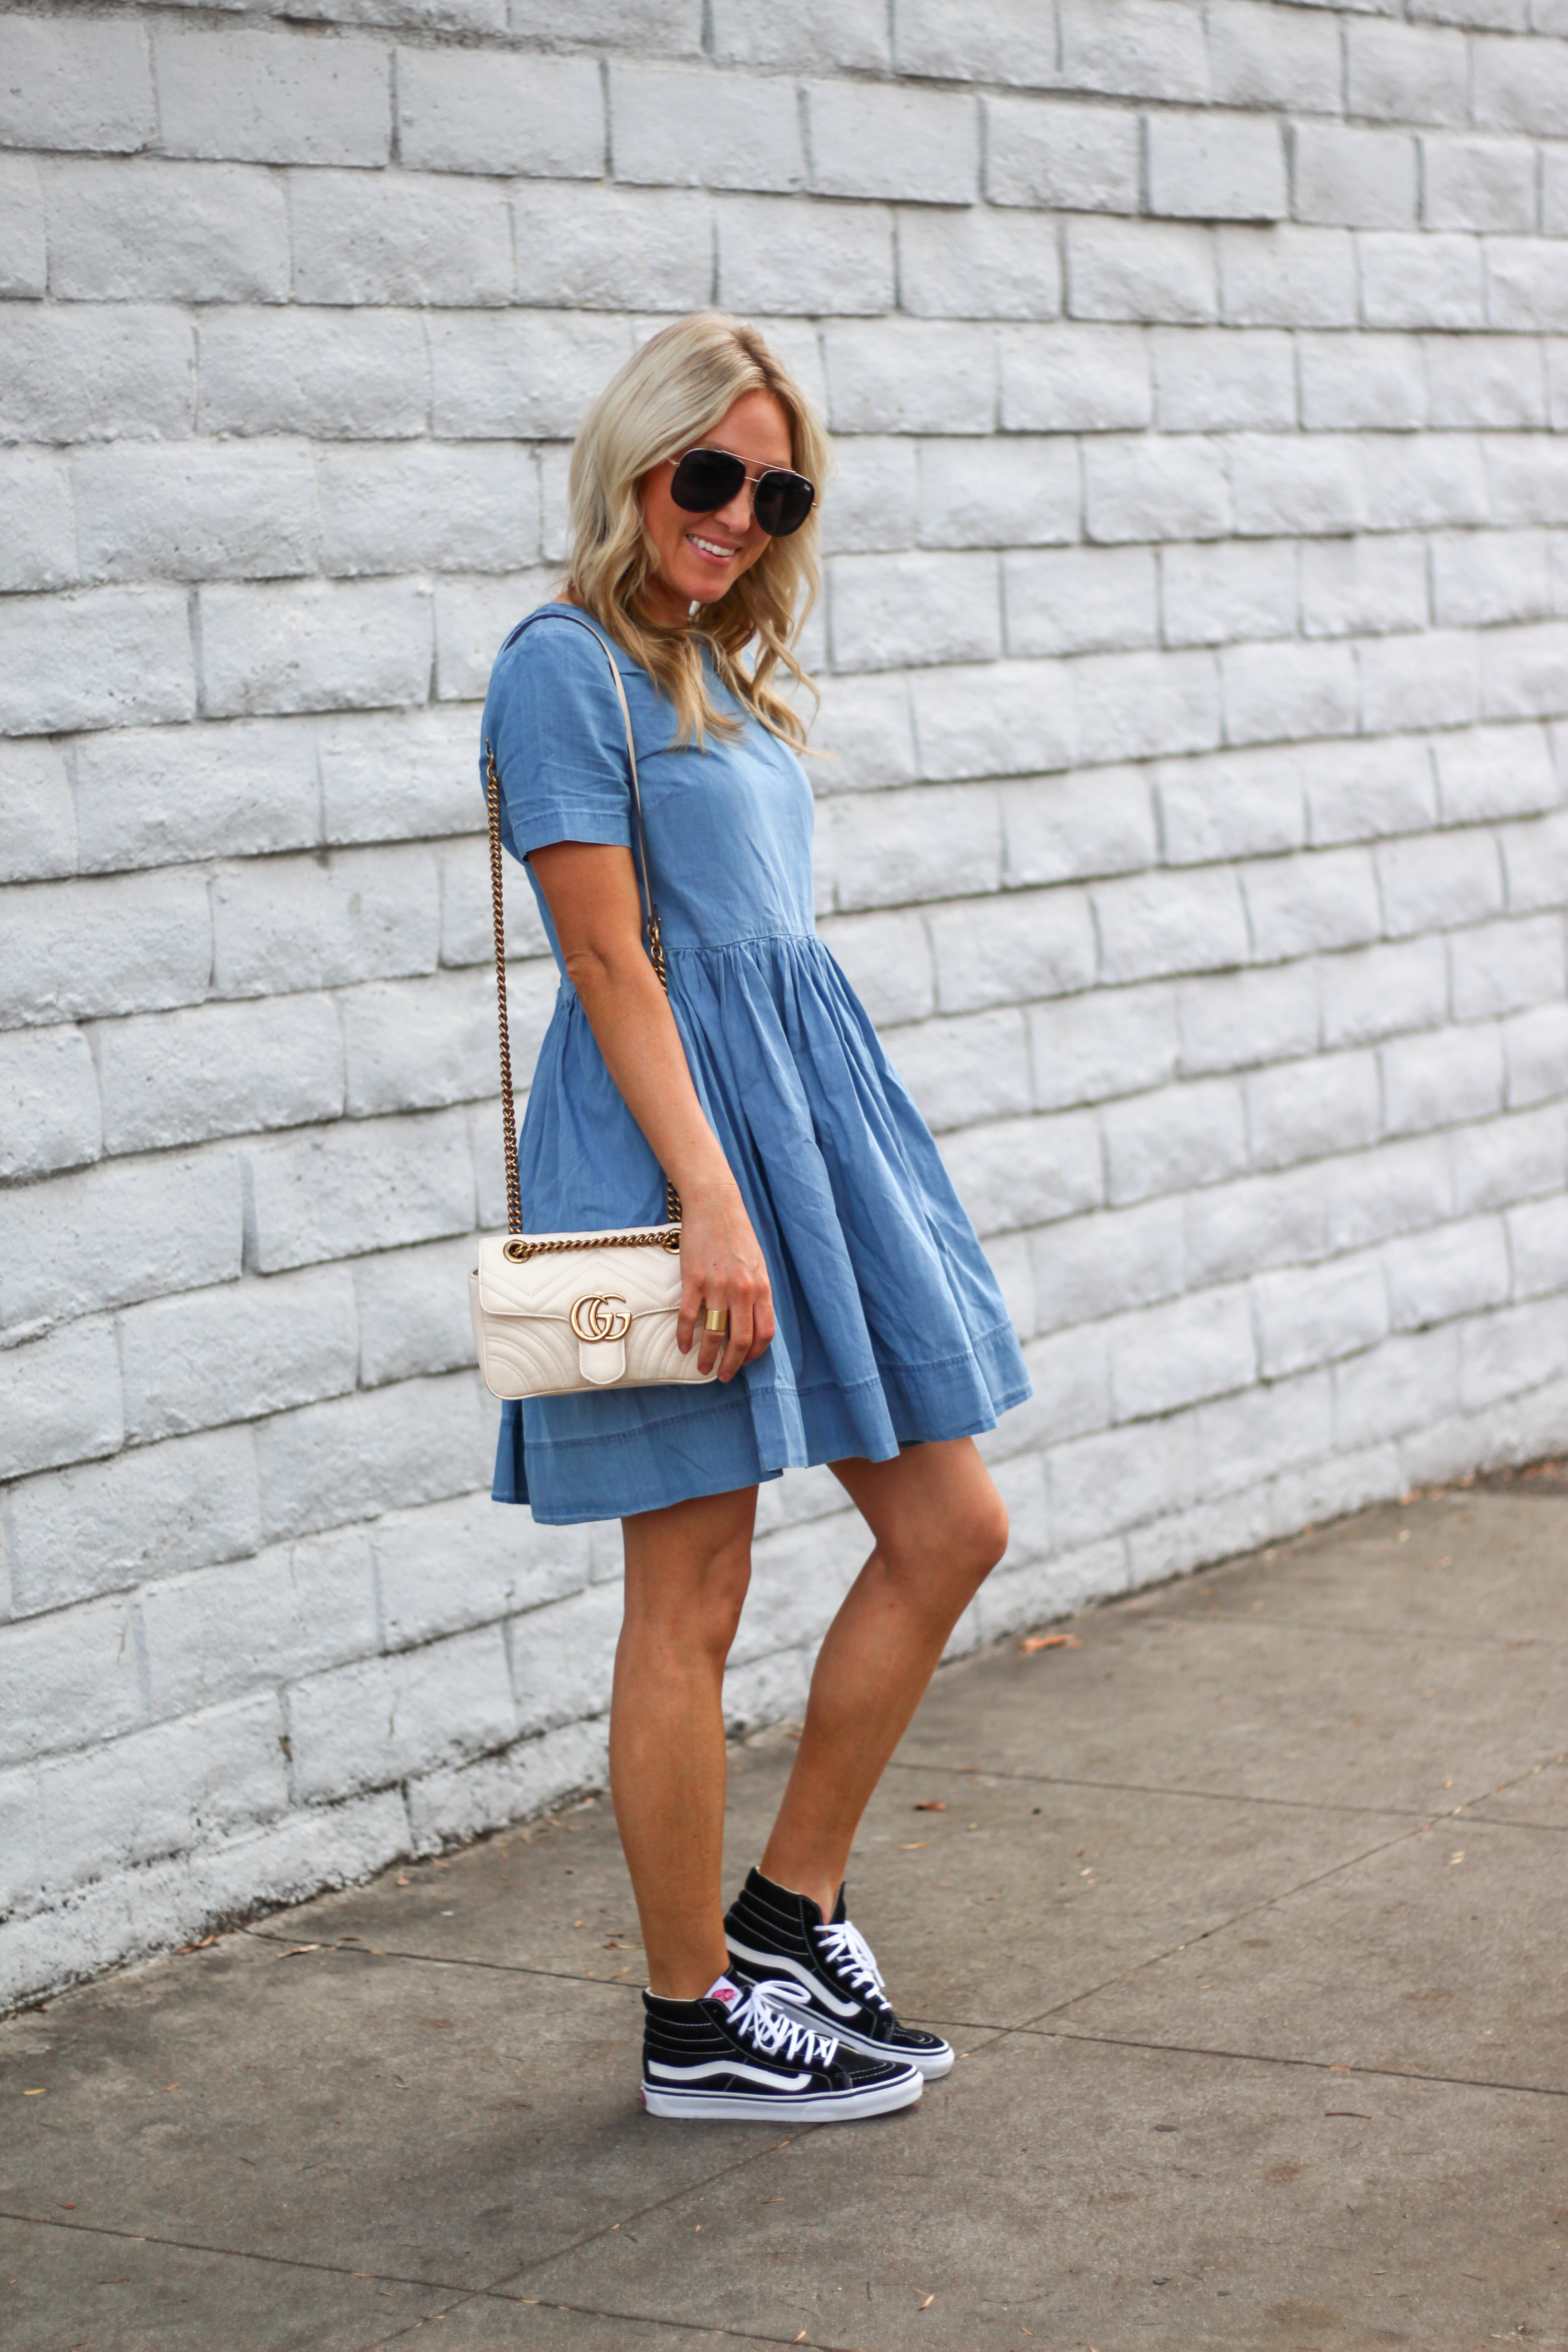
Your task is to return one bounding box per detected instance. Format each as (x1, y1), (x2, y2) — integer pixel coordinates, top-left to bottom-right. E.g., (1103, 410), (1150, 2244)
(4, 1472), (1564, 2352)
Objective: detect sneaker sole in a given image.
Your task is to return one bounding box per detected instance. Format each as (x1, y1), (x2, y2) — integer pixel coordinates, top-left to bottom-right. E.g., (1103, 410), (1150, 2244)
(641, 2071), (923, 2123)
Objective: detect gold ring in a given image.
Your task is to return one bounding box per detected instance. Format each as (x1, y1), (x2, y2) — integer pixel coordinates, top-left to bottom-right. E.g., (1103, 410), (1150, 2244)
(703, 1308), (729, 1333)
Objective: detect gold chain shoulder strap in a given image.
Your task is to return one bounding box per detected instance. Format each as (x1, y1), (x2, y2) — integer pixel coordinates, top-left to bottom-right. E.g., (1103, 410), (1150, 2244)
(484, 609), (681, 1250)
(500, 1225), (682, 1266)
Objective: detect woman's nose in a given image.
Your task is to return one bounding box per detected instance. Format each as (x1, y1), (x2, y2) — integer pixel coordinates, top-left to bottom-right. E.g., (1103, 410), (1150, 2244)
(711, 479), (756, 530)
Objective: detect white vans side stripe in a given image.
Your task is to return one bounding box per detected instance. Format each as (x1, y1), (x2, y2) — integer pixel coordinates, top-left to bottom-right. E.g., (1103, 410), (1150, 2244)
(725, 1939), (860, 2018)
(646, 2059), (813, 2090)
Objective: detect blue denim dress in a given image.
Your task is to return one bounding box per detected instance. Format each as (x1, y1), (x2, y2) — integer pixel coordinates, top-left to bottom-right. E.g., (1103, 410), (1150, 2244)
(481, 606), (1031, 1524)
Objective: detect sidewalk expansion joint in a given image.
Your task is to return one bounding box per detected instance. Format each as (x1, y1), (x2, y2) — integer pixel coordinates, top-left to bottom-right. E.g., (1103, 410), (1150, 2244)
(0, 2210), (851, 2351)
(1130, 1612), (1566, 1652)
(945, 2025), (1566, 2102)
(238, 1925), (647, 1988)
(883, 1757), (1556, 1823)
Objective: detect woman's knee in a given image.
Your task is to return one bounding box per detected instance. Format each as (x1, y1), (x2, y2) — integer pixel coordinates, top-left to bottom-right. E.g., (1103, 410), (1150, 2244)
(971, 1489), (1010, 1578)
(880, 1483), (1009, 1598)
(941, 1488), (1009, 1586)
(838, 1441), (1009, 1592)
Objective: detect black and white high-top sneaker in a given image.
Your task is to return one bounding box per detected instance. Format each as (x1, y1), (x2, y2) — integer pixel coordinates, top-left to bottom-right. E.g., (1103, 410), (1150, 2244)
(640, 1972), (923, 2122)
(723, 1868), (955, 2079)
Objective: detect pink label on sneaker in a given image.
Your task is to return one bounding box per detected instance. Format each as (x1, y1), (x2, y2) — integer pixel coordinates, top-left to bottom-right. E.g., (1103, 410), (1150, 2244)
(706, 1975), (739, 2006)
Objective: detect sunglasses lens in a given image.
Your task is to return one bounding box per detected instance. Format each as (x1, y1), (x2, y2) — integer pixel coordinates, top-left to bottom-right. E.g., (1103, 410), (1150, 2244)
(669, 448), (746, 514)
(754, 470), (815, 538)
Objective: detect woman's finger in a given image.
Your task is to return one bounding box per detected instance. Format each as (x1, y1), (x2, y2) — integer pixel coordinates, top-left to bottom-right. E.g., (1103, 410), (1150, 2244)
(677, 1268), (705, 1355)
(746, 1291), (776, 1365)
(696, 1294), (729, 1377)
(717, 1297), (752, 1383)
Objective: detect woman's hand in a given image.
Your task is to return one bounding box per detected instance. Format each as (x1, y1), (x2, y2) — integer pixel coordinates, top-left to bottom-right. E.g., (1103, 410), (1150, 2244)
(676, 1176), (775, 1382)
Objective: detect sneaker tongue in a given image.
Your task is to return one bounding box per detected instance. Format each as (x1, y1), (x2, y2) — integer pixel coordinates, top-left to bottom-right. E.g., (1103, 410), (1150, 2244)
(703, 1973), (743, 2008)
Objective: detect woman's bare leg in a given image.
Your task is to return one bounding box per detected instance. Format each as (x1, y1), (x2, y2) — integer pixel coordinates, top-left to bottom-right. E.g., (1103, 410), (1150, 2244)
(759, 1438), (1008, 1921)
(611, 1483), (758, 1999)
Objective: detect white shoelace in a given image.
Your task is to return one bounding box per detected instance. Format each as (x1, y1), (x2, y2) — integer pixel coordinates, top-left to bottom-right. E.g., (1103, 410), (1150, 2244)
(730, 1979), (840, 2070)
(813, 1918), (892, 2012)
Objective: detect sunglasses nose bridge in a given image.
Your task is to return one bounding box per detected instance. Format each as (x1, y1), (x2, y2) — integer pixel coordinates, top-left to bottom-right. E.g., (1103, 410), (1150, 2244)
(713, 472), (759, 526)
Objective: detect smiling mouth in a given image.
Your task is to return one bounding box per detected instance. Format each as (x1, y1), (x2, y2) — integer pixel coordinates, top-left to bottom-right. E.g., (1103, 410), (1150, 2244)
(686, 533), (740, 560)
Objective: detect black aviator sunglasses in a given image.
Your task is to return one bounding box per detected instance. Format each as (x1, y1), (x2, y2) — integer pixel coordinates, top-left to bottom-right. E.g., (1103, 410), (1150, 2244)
(666, 446), (816, 539)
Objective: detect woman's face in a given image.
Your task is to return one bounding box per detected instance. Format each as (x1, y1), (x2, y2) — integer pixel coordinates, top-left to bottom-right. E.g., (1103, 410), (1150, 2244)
(637, 389), (794, 626)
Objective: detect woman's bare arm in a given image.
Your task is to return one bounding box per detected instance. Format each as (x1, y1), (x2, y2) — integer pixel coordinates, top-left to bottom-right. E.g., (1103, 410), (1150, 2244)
(528, 838), (774, 1383)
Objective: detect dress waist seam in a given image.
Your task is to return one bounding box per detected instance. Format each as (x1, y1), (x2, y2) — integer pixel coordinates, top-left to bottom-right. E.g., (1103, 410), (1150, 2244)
(662, 930), (822, 957)
(547, 930), (823, 1008)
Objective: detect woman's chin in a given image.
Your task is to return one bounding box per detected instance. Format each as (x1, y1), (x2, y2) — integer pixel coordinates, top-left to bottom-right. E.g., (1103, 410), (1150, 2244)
(647, 564), (737, 620)
(683, 553), (746, 599)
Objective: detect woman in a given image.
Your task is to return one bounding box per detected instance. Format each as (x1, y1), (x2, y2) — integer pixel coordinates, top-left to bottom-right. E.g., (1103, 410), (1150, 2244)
(480, 314), (1031, 2124)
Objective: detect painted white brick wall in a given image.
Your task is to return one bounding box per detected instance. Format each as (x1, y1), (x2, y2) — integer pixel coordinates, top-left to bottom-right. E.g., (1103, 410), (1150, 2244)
(3, 0), (1566, 2011)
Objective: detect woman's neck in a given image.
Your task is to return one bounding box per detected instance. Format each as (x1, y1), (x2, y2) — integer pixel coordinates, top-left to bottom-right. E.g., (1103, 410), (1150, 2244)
(560, 583), (705, 638)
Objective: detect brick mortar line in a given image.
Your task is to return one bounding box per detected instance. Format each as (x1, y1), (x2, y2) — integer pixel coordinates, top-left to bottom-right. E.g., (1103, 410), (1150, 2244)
(8, 1), (1559, 95)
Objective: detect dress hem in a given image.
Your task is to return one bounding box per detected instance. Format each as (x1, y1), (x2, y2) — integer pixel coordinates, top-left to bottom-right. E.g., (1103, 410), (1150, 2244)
(491, 1333), (1034, 1526)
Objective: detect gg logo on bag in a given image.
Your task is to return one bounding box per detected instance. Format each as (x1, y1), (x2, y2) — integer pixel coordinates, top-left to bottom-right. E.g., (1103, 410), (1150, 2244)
(569, 1294), (632, 1344)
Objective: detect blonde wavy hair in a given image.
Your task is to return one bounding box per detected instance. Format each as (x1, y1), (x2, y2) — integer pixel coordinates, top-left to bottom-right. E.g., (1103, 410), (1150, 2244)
(564, 313), (830, 749)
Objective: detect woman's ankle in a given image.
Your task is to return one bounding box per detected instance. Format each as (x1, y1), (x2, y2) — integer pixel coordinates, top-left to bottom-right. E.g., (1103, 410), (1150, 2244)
(754, 1854), (841, 1924)
(644, 1938), (732, 2002)
(647, 1965), (731, 2002)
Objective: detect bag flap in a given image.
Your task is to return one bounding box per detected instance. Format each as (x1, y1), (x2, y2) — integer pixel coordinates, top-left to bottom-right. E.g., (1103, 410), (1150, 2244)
(474, 1232), (683, 1320)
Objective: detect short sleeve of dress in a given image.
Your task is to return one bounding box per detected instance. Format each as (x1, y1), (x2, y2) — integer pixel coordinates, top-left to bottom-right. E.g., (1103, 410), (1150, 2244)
(480, 613), (633, 863)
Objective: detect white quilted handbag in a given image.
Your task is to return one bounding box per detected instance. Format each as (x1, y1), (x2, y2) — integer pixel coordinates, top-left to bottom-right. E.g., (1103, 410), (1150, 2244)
(468, 609), (716, 1403)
